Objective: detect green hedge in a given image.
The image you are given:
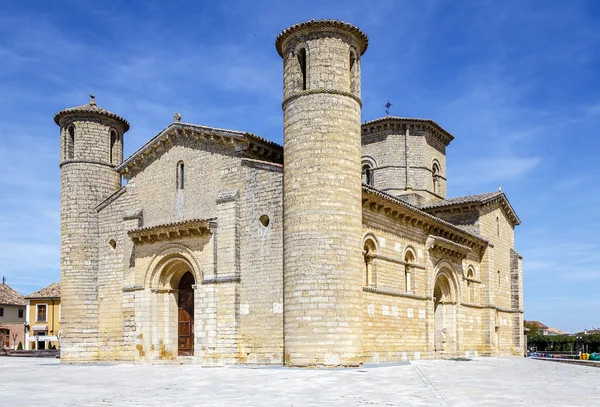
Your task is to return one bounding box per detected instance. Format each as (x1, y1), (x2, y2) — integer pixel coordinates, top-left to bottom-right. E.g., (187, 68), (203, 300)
(528, 333), (600, 353)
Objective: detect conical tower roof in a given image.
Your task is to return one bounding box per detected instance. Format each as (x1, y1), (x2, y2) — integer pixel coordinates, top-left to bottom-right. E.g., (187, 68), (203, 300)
(54, 94), (129, 132)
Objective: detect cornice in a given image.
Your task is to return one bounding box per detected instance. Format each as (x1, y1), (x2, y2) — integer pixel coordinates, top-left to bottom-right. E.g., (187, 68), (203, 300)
(362, 185), (489, 252)
(361, 116), (454, 147)
(426, 235), (471, 259)
(276, 19), (368, 57)
(128, 218), (215, 245)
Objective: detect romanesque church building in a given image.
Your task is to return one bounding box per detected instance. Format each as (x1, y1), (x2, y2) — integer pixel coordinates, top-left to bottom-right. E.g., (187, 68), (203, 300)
(55, 20), (524, 366)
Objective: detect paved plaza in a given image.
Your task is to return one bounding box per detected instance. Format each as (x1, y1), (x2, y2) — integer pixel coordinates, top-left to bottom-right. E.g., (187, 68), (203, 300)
(1, 357), (599, 406)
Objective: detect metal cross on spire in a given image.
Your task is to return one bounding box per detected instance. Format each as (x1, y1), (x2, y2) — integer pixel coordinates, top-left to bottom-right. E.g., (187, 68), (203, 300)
(385, 100), (392, 116)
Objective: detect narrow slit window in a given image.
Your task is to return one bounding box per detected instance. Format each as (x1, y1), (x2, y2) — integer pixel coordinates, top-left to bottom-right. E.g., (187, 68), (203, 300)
(298, 48), (307, 90)
(68, 126), (75, 159)
(362, 164), (373, 186)
(177, 162), (185, 190)
(349, 50), (358, 93)
(109, 130), (117, 164)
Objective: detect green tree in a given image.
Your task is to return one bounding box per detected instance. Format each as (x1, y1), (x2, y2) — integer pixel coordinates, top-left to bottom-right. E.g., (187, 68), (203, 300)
(524, 321), (541, 336)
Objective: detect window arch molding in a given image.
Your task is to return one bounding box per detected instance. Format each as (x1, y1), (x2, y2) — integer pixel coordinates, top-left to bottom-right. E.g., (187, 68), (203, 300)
(466, 266), (475, 303)
(431, 159), (441, 194)
(402, 246), (417, 293)
(362, 232), (380, 286)
(361, 156), (377, 187)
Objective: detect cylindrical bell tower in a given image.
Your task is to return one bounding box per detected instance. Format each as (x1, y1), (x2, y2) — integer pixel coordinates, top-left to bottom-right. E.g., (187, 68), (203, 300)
(277, 20), (368, 367)
(54, 95), (128, 362)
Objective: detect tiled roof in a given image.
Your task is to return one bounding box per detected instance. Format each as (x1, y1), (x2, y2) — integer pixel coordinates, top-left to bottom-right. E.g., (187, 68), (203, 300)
(54, 100), (130, 132)
(362, 184), (489, 246)
(422, 191), (521, 226)
(0, 283), (26, 306)
(276, 19), (369, 57)
(25, 282), (60, 299)
(422, 192), (503, 209)
(525, 320), (549, 330)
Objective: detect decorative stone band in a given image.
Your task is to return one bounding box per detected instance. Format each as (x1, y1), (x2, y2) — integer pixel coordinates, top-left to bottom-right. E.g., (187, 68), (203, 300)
(122, 285), (144, 292)
(426, 235), (471, 259)
(59, 159), (117, 169)
(201, 276), (240, 285)
(461, 302), (524, 314)
(366, 252), (426, 270)
(363, 286), (431, 301)
(128, 218), (214, 245)
(282, 88), (362, 110)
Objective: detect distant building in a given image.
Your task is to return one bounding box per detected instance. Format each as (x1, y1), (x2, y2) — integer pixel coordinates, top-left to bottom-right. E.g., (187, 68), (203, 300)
(0, 280), (26, 349)
(526, 320), (566, 336)
(25, 283), (61, 350)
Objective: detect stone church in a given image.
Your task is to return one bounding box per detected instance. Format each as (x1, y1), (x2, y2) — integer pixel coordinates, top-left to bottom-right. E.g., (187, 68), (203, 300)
(55, 20), (523, 366)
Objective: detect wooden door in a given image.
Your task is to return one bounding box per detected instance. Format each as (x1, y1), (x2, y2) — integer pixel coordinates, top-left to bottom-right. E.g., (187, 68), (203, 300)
(178, 272), (195, 356)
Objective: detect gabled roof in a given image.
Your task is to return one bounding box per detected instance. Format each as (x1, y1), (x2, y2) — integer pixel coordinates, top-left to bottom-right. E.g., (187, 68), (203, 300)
(422, 191), (521, 226)
(0, 283), (26, 306)
(361, 116), (454, 146)
(54, 98), (130, 132)
(25, 283), (60, 299)
(115, 122), (282, 178)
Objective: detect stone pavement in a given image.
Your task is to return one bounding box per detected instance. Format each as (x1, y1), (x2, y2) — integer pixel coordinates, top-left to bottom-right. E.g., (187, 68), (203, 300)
(1, 357), (599, 406)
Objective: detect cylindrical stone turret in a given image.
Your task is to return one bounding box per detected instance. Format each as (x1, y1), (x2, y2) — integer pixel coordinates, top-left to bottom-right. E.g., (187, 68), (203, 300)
(276, 20), (368, 367)
(54, 96), (128, 363)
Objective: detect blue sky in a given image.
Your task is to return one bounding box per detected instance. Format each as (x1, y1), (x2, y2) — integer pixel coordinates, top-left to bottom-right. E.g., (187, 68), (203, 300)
(1, 1), (598, 333)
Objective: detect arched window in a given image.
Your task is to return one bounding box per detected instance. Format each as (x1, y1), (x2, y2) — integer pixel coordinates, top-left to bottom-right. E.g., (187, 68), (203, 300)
(404, 249), (415, 293)
(297, 48), (307, 90)
(466, 267), (475, 302)
(432, 162), (440, 194)
(362, 164), (373, 186)
(363, 237), (377, 286)
(177, 161), (185, 190)
(67, 126), (75, 160)
(109, 130), (117, 164)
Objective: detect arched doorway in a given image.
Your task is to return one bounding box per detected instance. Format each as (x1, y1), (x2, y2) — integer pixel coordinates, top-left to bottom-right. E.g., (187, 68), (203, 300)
(177, 271), (195, 356)
(433, 271), (457, 355)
